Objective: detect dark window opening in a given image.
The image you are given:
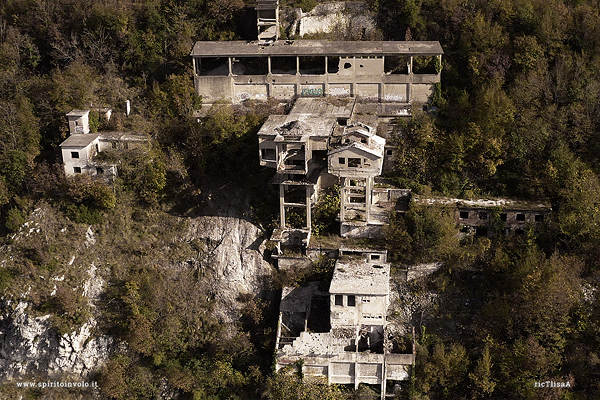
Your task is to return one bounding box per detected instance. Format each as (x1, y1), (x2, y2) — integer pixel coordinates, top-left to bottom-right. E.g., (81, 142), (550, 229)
(337, 118), (348, 126)
(478, 212), (488, 220)
(73, 167), (82, 173)
(95, 144), (99, 152)
(384, 55), (410, 74)
(413, 55), (438, 74)
(500, 213), (507, 221)
(299, 56), (325, 75)
(373, 265), (384, 269)
(347, 295), (356, 307)
(312, 150), (327, 162)
(71, 151), (79, 159)
(238, 57), (269, 75)
(535, 214), (544, 222)
(460, 226), (470, 233)
(261, 148), (276, 161)
(327, 57), (340, 74)
(271, 56), (296, 75)
(197, 57), (229, 76)
(335, 295), (343, 306)
(96, 167), (104, 175)
(339, 157), (346, 164)
(344, 62), (352, 69)
(516, 213), (526, 221)
(386, 149), (393, 156)
(348, 158), (361, 167)
(370, 254), (380, 260)
(459, 211), (469, 219)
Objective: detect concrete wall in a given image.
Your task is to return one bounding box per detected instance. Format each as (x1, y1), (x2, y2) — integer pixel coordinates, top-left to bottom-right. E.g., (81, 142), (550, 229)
(194, 68), (440, 103)
(329, 148), (382, 177)
(340, 223), (384, 239)
(62, 141), (98, 176)
(330, 294), (387, 326)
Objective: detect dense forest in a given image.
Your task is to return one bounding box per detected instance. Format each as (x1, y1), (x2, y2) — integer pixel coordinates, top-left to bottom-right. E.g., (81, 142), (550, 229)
(1, 0), (600, 399)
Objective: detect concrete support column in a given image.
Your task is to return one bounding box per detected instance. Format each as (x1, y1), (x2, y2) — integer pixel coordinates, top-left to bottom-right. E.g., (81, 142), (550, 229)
(438, 54), (442, 76)
(365, 177), (372, 223)
(296, 56), (300, 75)
(305, 185), (311, 230)
(228, 57), (232, 76)
(340, 177), (347, 221)
(192, 57), (197, 75)
(409, 56), (413, 74)
(324, 56), (328, 74)
(279, 184), (286, 229)
(268, 56), (272, 75)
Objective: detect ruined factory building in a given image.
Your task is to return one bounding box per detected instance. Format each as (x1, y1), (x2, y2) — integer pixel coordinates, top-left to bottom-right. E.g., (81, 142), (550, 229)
(190, 40), (443, 103)
(276, 251), (413, 396)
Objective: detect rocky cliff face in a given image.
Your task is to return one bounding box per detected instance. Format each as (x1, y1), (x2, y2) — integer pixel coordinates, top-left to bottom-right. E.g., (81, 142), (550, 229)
(0, 204), (274, 384)
(284, 2), (377, 39)
(184, 215), (274, 322)
(0, 301), (112, 381)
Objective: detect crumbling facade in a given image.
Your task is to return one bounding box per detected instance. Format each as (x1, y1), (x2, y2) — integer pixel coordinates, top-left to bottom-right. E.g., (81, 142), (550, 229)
(191, 1), (442, 103)
(276, 250), (414, 395)
(59, 109), (147, 180)
(414, 195), (551, 236)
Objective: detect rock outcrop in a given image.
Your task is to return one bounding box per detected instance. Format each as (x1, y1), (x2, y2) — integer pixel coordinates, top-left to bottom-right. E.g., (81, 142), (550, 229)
(0, 301), (112, 381)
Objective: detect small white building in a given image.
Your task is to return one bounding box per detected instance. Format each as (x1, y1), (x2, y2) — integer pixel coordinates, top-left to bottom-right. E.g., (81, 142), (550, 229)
(59, 109), (146, 180)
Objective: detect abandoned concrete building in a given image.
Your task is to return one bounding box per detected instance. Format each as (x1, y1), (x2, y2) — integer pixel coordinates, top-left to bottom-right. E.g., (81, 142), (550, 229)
(59, 109), (147, 180)
(276, 251), (414, 396)
(414, 195), (552, 236)
(190, 0), (443, 103)
(192, 2), (547, 397)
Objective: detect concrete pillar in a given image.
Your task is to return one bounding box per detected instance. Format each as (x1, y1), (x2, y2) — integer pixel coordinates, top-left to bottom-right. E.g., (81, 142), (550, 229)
(365, 177), (372, 223)
(409, 56), (413, 74)
(438, 54), (442, 76)
(228, 57), (232, 76)
(192, 57), (197, 75)
(280, 184), (286, 229)
(340, 177), (346, 221)
(268, 56), (272, 75)
(296, 56), (300, 75)
(305, 185), (311, 230)
(324, 56), (328, 74)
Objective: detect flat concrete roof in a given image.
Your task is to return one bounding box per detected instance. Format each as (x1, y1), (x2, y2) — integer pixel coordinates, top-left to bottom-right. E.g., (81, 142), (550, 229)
(66, 109), (90, 116)
(414, 195), (552, 211)
(191, 40), (443, 57)
(330, 259), (390, 295)
(60, 133), (99, 148)
(258, 99), (354, 138)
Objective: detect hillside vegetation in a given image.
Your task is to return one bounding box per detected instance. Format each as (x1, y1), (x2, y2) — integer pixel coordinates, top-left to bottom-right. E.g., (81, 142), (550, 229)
(1, 0), (600, 399)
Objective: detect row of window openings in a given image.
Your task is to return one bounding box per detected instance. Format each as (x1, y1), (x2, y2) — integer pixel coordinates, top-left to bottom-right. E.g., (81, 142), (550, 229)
(335, 295), (372, 306)
(73, 167), (104, 174)
(459, 211), (544, 222)
(339, 157), (370, 167)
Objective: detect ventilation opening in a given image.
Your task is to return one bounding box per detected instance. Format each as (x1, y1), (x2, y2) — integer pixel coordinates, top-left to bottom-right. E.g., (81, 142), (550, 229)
(459, 211), (469, 219)
(516, 213), (526, 221)
(500, 213), (507, 221)
(344, 62), (352, 69)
